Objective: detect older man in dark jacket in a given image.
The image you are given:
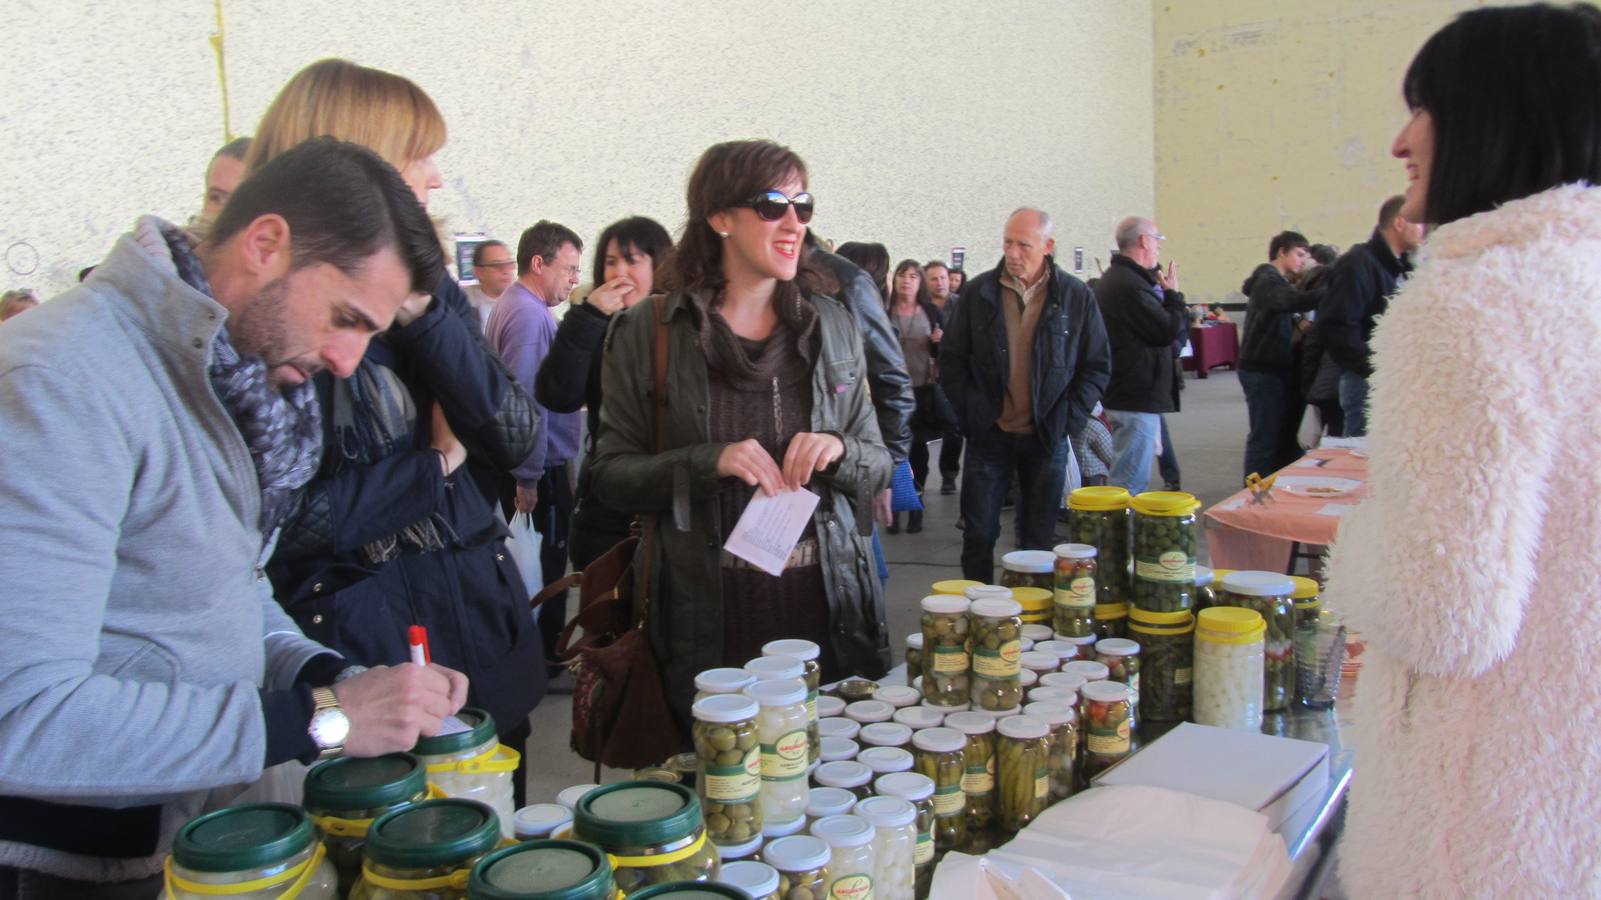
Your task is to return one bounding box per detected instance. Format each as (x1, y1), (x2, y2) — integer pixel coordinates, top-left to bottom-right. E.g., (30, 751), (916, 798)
(941, 208), (1111, 582)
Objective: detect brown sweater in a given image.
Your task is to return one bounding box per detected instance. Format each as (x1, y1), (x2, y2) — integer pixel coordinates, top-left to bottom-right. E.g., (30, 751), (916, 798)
(998, 270), (1049, 433)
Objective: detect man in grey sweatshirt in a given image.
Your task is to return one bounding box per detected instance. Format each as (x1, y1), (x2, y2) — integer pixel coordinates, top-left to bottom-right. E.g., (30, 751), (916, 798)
(0, 139), (470, 897)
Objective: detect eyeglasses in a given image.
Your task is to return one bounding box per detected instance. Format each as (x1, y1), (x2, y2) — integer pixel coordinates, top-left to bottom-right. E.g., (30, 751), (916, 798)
(735, 191), (815, 224)
(1145, 232), (1167, 242)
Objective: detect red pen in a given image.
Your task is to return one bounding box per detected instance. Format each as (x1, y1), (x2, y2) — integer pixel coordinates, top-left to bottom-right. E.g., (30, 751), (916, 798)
(408, 625), (430, 666)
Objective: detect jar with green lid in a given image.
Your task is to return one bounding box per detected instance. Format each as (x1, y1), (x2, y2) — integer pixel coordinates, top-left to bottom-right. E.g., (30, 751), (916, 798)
(1128, 609), (1195, 722)
(1130, 492), (1200, 612)
(1068, 487), (1133, 606)
(1092, 603), (1129, 640)
(872, 773), (935, 897)
(1217, 571), (1296, 712)
(166, 803), (338, 900)
(761, 835), (831, 900)
(1079, 682), (1134, 781)
(744, 680), (811, 827)
(572, 782), (719, 896)
(467, 840), (614, 900)
(1193, 607), (1266, 731)
(304, 753), (430, 896)
(352, 798), (502, 899)
(810, 815), (877, 900)
(939, 711), (996, 831)
(910, 727), (967, 850)
(694, 668), (758, 704)
(1012, 587), (1054, 628)
(1094, 638), (1142, 718)
(627, 883), (748, 900)
(691, 693), (764, 848)
(968, 594), (1024, 711)
(1021, 702), (1077, 804)
(762, 641), (823, 763)
(1051, 543), (1098, 637)
(1194, 566), (1218, 613)
(1000, 549), (1056, 591)
(918, 594), (971, 707)
(854, 796), (917, 900)
(412, 708), (519, 838)
(902, 633), (922, 687)
(994, 716), (1050, 832)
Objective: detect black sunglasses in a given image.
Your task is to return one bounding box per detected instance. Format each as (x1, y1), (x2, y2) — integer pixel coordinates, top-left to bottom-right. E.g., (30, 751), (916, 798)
(735, 191), (815, 224)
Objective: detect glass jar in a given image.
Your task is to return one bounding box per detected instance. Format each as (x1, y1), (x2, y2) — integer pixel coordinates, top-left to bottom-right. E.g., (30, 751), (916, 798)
(572, 782), (719, 896)
(902, 633), (923, 688)
(1217, 571), (1296, 712)
(745, 679), (811, 828)
(1067, 486), (1133, 606)
(352, 798), (502, 899)
(691, 694), (764, 848)
(817, 717), (860, 742)
(854, 796), (917, 900)
(872, 773), (935, 898)
(1194, 566), (1218, 613)
(857, 747), (915, 778)
(939, 711), (996, 832)
(816, 695), (846, 721)
(844, 700), (894, 726)
(556, 784), (601, 813)
(1025, 686), (1076, 708)
(717, 860), (781, 900)
(1022, 624), (1054, 644)
(874, 686), (920, 711)
(1290, 576), (1322, 705)
(994, 716), (1051, 832)
(1298, 608), (1347, 709)
(1000, 549), (1056, 592)
(833, 678), (879, 703)
(304, 753), (429, 896)
(1080, 682), (1134, 781)
(1066, 633), (1098, 662)
(819, 737), (859, 763)
(1051, 543), (1099, 638)
(694, 668), (758, 704)
(412, 708), (518, 839)
(1095, 638), (1142, 715)
(812, 761), (874, 801)
(805, 787), (858, 829)
(1193, 607), (1267, 731)
(919, 595), (972, 707)
(467, 840), (615, 900)
(763, 814), (809, 841)
(1130, 492), (1200, 612)
(967, 595), (1024, 712)
(167, 804), (338, 900)
(858, 722), (913, 752)
(1092, 603), (1129, 640)
(910, 727), (968, 850)
(511, 804), (573, 842)
(750, 651), (818, 766)
(1031, 641), (1077, 670)
(1021, 702), (1077, 804)
(1128, 609), (1195, 722)
(890, 706), (943, 731)
(931, 578), (983, 596)
(1059, 660), (1109, 684)
(1019, 650), (1060, 681)
(1012, 587), (1053, 629)
(1018, 668), (1038, 692)
(810, 816), (877, 900)
(761, 835), (831, 900)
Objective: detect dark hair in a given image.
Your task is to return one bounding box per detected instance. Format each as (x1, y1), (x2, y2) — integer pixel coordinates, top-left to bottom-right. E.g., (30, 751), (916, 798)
(213, 136), (252, 163)
(1403, 3), (1601, 225)
(1268, 230), (1310, 261)
(591, 216), (673, 287)
(209, 137), (443, 294)
(669, 139), (823, 295)
(1377, 195), (1407, 230)
(889, 259), (930, 308)
(835, 242), (891, 302)
(1309, 243), (1339, 266)
(516, 221), (583, 275)
(470, 239), (508, 267)
(923, 259), (949, 275)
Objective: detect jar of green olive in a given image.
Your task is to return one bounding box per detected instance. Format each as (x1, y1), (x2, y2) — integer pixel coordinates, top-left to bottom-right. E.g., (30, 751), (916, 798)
(1021, 701), (1076, 805)
(910, 727), (967, 851)
(940, 711), (997, 831)
(690, 694), (764, 848)
(1218, 571), (1297, 712)
(1128, 608), (1195, 722)
(1093, 602), (1129, 640)
(966, 594), (1024, 712)
(994, 716), (1051, 832)
(572, 782), (719, 895)
(694, 668), (758, 705)
(1000, 550), (1056, 591)
(1051, 543), (1098, 638)
(919, 595), (971, 708)
(1130, 491), (1200, 612)
(352, 798), (501, 899)
(759, 835), (831, 900)
(1067, 486), (1133, 605)
(1080, 681), (1134, 780)
(903, 633), (922, 687)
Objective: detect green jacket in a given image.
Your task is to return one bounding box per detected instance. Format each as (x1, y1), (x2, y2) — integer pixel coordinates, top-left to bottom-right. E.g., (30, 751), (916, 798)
(592, 289), (894, 721)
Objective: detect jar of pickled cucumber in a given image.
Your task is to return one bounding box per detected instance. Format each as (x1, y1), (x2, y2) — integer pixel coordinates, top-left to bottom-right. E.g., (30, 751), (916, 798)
(872, 772), (935, 897)
(1290, 576), (1322, 705)
(805, 787), (857, 829)
(1068, 486), (1133, 600)
(1092, 602), (1129, 640)
(1094, 638), (1142, 717)
(694, 668), (758, 704)
(967, 596), (1024, 712)
(1130, 492), (1200, 612)
(854, 796), (917, 900)
(902, 634), (923, 687)
(994, 716), (1051, 832)
(813, 761), (874, 801)
(1193, 607), (1267, 731)
(857, 746), (915, 778)
(1012, 587), (1053, 629)
(819, 737), (859, 763)
(919, 594), (971, 707)
(412, 708), (518, 839)
(572, 782), (719, 896)
(910, 727), (967, 850)
(940, 711), (997, 831)
(303, 753), (429, 896)
(1128, 609), (1195, 722)
(809, 816), (877, 900)
(1217, 572), (1296, 712)
(890, 706), (943, 731)
(1051, 543), (1098, 638)
(691, 693), (764, 848)
(467, 839), (615, 900)
(1021, 702), (1076, 804)
(1194, 566), (1218, 613)
(717, 860), (781, 900)
(352, 798), (502, 899)
(818, 717), (860, 742)
(858, 722), (913, 752)
(167, 804), (338, 900)
(761, 835), (831, 900)
(1080, 682), (1134, 781)
(1000, 550), (1055, 592)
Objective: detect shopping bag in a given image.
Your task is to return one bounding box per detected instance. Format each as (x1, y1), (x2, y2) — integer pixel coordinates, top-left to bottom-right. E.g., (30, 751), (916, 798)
(504, 511), (543, 601)
(890, 459), (923, 512)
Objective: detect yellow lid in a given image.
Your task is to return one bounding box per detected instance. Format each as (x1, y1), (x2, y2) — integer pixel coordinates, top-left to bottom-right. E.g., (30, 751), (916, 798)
(1129, 607), (1196, 626)
(1196, 607), (1265, 644)
(1012, 587), (1052, 610)
(1210, 569), (1236, 581)
(1289, 576), (1321, 600)
(1068, 486), (1132, 512)
(1130, 491), (1201, 517)
(1092, 602), (1129, 620)
(932, 579), (982, 596)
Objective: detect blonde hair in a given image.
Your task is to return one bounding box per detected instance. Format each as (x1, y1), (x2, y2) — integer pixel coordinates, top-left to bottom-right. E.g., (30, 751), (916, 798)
(244, 58), (446, 173)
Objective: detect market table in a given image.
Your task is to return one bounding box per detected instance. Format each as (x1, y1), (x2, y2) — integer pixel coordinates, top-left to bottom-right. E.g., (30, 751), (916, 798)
(1204, 448), (1369, 573)
(1181, 322), (1239, 377)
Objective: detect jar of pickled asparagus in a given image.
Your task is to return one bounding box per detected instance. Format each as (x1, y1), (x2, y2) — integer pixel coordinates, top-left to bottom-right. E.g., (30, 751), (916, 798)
(1021, 702), (1077, 804)
(919, 595), (971, 707)
(910, 728), (967, 850)
(1067, 487), (1133, 606)
(1080, 681), (1134, 780)
(994, 716), (1050, 832)
(1092, 602), (1129, 640)
(872, 772), (935, 898)
(1193, 607), (1266, 731)
(1217, 572), (1296, 712)
(1130, 492), (1200, 613)
(941, 711), (997, 831)
(967, 596), (1024, 712)
(1051, 543), (1098, 638)
(1128, 608), (1195, 722)
(763, 641), (823, 764)
(691, 694), (764, 848)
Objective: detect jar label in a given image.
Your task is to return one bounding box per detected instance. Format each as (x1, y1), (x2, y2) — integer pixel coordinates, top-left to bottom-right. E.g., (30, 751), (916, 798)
(1135, 553), (1195, 583)
(1088, 720), (1132, 754)
(932, 784), (966, 816)
(762, 730), (810, 780)
(829, 873), (874, 900)
(972, 641), (1022, 678)
(1053, 576), (1096, 608)
(931, 647), (968, 674)
(961, 765), (994, 795)
(704, 747), (761, 802)
(807, 697), (818, 723)
(914, 834), (934, 865)
(1034, 773), (1049, 801)
(1174, 666), (1193, 686)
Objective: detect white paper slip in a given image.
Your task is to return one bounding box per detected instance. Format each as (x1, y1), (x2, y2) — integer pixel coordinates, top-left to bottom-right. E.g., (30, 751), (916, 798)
(1317, 503), (1355, 517)
(723, 488), (821, 576)
(437, 715), (472, 736)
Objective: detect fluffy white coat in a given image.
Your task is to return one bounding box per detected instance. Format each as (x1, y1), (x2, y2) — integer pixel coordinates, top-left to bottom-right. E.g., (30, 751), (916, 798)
(1326, 184), (1601, 898)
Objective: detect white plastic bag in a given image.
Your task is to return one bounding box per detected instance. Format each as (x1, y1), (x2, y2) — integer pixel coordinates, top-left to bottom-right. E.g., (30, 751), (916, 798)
(503, 511), (543, 601)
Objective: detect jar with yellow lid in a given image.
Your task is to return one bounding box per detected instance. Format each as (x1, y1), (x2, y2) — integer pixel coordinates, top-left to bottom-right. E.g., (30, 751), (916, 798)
(1193, 607), (1266, 731)
(1290, 576), (1322, 705)
(1128, 608), (1195, 722)
(303, 753), (431, 896)
(1217, 572), (1296, 712)
(1012, 587), (1053, 628)
(1051, 543), (1098, 637)
(931, 579), (982, 596)
(572, 782), (719, 896)
(411, 708), (519, 839)
(166, 804), (338, 900)
(351, 798), (502, 899)
(1067, 486), (1132, 606)
(1093, 602), (1129, 640)
(1000, 550), (1056, 593)
(1130, 492), (1200, 612)
(467, 839), (615, 900)
(919, 595), (971, 707)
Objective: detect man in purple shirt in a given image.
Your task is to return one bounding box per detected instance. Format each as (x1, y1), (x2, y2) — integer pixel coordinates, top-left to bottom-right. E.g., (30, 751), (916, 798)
(486, 220), (583, 682)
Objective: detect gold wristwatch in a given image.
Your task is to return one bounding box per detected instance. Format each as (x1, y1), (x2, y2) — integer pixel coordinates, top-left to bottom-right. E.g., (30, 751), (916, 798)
(308, 686), (350, 760)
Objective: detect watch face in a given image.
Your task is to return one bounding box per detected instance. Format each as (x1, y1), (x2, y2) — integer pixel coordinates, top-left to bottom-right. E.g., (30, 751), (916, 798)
(310, 709), (351, 749)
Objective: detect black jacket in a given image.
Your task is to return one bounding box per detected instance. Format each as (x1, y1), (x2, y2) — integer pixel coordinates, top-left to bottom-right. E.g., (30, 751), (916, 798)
(1094, 254), (1190, 413)
(1240, 264), (1323, 373)
(1316, 229), (1412, 378)
(812, 249), (915, 464)
(939, 259), (1111, 449)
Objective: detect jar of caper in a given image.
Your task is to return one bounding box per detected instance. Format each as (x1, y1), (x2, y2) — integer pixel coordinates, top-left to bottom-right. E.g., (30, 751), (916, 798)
(760, 835), (831, 900)
(1012, 587), (1054, 628)
(1021, 701), (1077, 805)
(919, 595), (972, 707)
(1093, 602), (1129, 640)
(1130, 491), (1200, 612)
(994, 716), (1051, 832)
(872, 772), (936, 899)
(967, 595), (1024, 712)
(571, 782), (720, 895)
(1195, 565), (1218, 613)
(1051, 543), (1098, 638)
(910, 727), (967, 851)
(1128, 609), (1195, 722)
(1068, 486), (1133, 605)
(1080, 681), (1134, 780)
(903, 633), (923, 687)
(690, 694), (764, 848)
(1217, 571), (1297, 712)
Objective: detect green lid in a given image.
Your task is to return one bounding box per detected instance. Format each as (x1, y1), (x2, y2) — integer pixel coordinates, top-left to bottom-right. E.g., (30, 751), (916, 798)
(468, 840), (613, 900)
(303, 753), (426, 812)
(172, 803), (314, 873)
(628, 883), (746, 900)
(412, 708), (497, 757)
(573, 781), (701, 849)
(365, 798), (501, 869)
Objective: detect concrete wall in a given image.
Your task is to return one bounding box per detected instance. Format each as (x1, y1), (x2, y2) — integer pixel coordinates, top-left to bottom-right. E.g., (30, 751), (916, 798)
(3, 1), (1154, 298)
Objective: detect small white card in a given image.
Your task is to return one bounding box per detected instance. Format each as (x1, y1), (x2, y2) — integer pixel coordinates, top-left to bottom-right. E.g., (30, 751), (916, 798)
(723, 488), (821, 576)
(437, 715), (472, 736)
(1317, 503), (1356, 517)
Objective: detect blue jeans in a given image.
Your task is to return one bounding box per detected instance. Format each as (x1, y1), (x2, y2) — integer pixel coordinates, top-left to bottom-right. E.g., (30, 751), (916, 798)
(1339, 371), (1369, 437)
(960, 428), (1070, 582)
(872, 526), (889, 588)
(1158, 415), (1181, 486)
(1106, 410), (1161, 494)
(1238, 369), (1299, 481)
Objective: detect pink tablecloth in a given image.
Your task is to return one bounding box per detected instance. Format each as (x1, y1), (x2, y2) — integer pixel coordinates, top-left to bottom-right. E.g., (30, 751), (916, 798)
(1181, 322), (1238, 378)
(1203, 449), (1369, 572)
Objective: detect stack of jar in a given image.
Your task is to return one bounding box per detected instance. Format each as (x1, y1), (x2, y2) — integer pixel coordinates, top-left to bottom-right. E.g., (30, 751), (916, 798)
(1000, 550), (1055, 629)
(1067, 486), (1133, 608)
(1129, 491), (1200, 614)
(1215, 571), (1296, 713)
(1051, 543), (1098, 641)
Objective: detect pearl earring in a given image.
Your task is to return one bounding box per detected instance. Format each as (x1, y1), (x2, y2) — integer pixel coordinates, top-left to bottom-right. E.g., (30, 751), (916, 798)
(717, 231), (729, 238)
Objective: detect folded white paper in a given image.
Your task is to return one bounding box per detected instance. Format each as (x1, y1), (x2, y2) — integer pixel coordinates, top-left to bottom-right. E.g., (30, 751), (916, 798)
(722, 488), (819, 576)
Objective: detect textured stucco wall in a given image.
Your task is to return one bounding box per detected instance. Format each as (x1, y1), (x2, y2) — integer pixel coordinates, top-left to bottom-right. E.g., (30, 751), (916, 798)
(4, 1), (1153, 299)
(1152, 1), (1489, 303)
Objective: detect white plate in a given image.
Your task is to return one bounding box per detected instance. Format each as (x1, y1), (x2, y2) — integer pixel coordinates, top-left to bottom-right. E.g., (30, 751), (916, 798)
(1275, 475), (1362, 498)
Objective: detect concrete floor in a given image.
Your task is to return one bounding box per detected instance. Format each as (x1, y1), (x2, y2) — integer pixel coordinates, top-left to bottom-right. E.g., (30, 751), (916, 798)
(519, 369), (1252, 801)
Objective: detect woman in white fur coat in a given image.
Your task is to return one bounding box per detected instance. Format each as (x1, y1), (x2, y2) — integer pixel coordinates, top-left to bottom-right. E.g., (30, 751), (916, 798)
(1325, 5), (1601, 897)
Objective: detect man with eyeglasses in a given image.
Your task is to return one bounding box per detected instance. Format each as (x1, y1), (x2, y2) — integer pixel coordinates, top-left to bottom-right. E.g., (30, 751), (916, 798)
(486, 220), (585, 685)
(1094, 218), (1190, 493)
(465, 239), (518, 331)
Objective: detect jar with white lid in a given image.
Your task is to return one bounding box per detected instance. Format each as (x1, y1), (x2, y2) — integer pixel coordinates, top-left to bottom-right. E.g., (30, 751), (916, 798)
(761, 835), (831, 900)
(854, 796), (917, 900)
(857, 746), (914, 777)
(858, 722), (912, 751)
(695, 667), (758, 704)
(818, 717), (860, 742)
(813, 760), (875, 800)
(167, 804), (338, 900)
(1026, 685), (1077, 708)
(809, 815), (877, 900)
(1018, 668), (1038, 694)
(1031, 640), (1077, 668)
(919, 595), (971, 707)
(844, 700), (894, 725)
(939, 710), (995, 833)
(1217, 571), (1296, 712)
(1193, 606), (1267, 731)
(744, 679), (811, 828)
(1038, 671), (1085, 693)
(1060, 660), (1110, 684)
(1051, 542), (1100, 640)
(891, 706), (943, 731)
(411, 708), (518, 839)
(968, 595), (1024, 712)
(1018, 637), (1036, 654)
(1000, 550), (1055, 591)
(874, 686), (920, 710)
(871, 772), (935, 896)
(556, 784), (601, 812)
(994, 716), (1051, 832)
(819, 737), (859, 763)
(1066, 633), (1099, 662)
(512, 804), (573, 841)
(691, 693), (764, 848)
(1095, 637), (1142, 724)
(910, 727), (967, 850)
(805, 786), (858, 827)
(763, 813), (809, 840)
(719, 860), (781, 900)
(1022, 702), (1077, 804)
(1022, 624), (1054, 643)
(903, 633), (923, 687)
(1080, 680), (1134, 780)
(762, 641), (823, 761)
(716, 832), (763, 864)
(816, 695), (847, 720)
(1018, 650), (1060, 679)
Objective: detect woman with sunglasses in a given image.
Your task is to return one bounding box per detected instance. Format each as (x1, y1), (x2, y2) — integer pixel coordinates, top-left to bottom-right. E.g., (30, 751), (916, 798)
(591, 140), (893, 722)
(1321, 5), (1601, 895)
(886, 259), (950, 534)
